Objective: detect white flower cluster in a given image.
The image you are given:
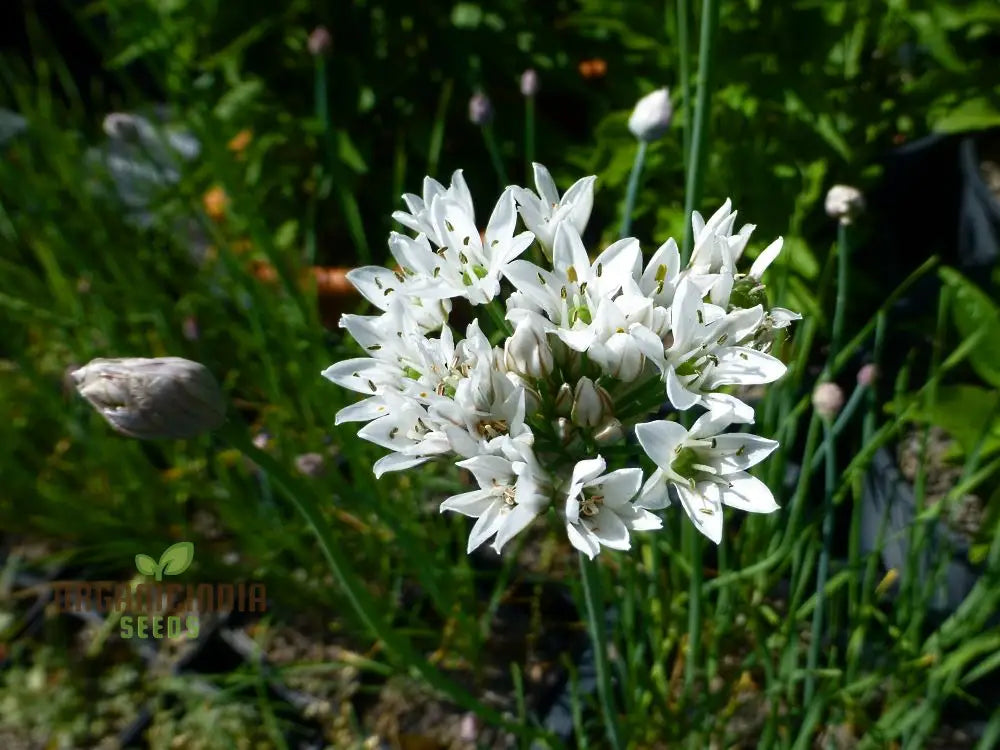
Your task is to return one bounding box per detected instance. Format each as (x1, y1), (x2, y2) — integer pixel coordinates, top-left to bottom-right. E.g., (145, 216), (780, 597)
(324, 164), (800, 557)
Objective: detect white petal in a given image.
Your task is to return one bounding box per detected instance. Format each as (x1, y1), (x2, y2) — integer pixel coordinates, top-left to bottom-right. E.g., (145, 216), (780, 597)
(503, 261), (560, 316)
(636, 469), (671, 510)
(707, 472), (779, 514)
(703, 348), (786, 387)
(631, 326), (667, 373)
(467, 503), (504, 553)
(570, 456), (607, 491)
(625, 507), (663, 532)
(492, 503), (539, 553)
(665, 366), (701, 410)
(552, 222), (590, 277)
(586, 511), (631, 551)
(701, 393), (756, 425)
(440, 489), (496, 517)
(335, 397), (391, 424)
(566, 521), (601, 559)
(554, 325), (597, 352)
(710, 434), (779, 472)
(635, 420), (688, 468)
(373, 452), (429, 478)
(563, 176), (596, 235)
(749, 237), (783, 279)
(532, 162), (560, 208)
(359, 415), (413, 450)
(449, 169), (474, 218)
(675, 483), (724, 544)
(322, 359), (393, 394)
(769, 307), (802, 327)
(455, 454), (514, 488)
(345, 266), (403, 310)
(591, 238), (642, 298)
(484, 189), (517, 247)
(585, 468), (642, 507)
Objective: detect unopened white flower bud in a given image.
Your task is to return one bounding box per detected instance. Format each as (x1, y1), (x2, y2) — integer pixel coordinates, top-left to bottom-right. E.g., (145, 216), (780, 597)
(592, 418), (623, 445)
(571, 377), (612, 427)
(605, 334), (645, 382)
(307, 26), (333, 57)
(520, 69), (539, 98)
(554, 383), (573, 416)
(72, 357), (225, 439)
(468, 92), (494, 126)
(504, 319), (553, 378)
(628, 88), (672, 142)
(812, 382), (845, 420)
(824, 185), (865, 225)
(650, 306), (670, 337)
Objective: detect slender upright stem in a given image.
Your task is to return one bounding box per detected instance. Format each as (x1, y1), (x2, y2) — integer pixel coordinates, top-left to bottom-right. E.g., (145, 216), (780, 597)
(524, 95), (536, 182)
(829, 222), (851, 366)
(427, 79), (453, 178)
(619, 139), (648, 239)
(481, 124), (509, 188)
(306, 56), (329, 267)
(805, 417), (837, 704)
(681, 0), (720, 264)
(579, 553), (624, 750)
(676, 0), (692, 168)
(684, 523), (703, 690)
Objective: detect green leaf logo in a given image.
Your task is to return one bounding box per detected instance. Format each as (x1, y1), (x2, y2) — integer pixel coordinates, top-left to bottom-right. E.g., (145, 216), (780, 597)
(135, 542), (195, 581)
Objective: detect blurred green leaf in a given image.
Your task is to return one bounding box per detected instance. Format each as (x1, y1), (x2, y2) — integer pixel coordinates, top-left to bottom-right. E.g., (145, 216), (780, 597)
(940, 267), (1000, 386)
(932, 95), (1000, 133)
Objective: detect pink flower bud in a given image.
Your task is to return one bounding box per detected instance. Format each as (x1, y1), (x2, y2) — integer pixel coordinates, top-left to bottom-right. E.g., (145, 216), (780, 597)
(857, 363), (878, 387)
(812, 382), (845, 419)
(468, 91), (494, 126)
(307, 26), (333, 56)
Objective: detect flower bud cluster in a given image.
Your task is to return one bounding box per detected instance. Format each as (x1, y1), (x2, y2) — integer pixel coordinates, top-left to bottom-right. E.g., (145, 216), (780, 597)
(325, 164), (801, 556)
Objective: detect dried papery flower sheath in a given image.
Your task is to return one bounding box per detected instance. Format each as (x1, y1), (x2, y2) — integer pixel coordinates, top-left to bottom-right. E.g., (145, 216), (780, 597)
(73, 357), (226, 439)
(324, 165), (801, 556)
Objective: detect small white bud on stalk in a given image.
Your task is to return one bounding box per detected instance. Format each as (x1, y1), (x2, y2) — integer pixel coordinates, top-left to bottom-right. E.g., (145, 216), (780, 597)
(520, 69), (539, 98)
(72, 357), (225, 439)
(824, 185), (865, 225)
(468, 92), (494, 126)
(812, 382), (845, 420)
(307, 26), (333, 57)
(571, 377), (613, 427)
(504, 319), (554, 378)
(628, 88), (672, 142)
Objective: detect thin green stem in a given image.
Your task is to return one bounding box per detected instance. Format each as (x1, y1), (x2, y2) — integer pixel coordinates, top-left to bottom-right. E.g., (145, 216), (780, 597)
(619, 139), (648, 239)
(427, 79), (453, 177)
(684, 523), (703, 693)
(681, 0), (720, 264)
(805, 417), (837, 704)
(481, 124), (509, 188)
(828, 222), (851, 365)
(579, 553), (624, 750)
(524, 94), (536, 182)
(676, 0), (692, 169)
